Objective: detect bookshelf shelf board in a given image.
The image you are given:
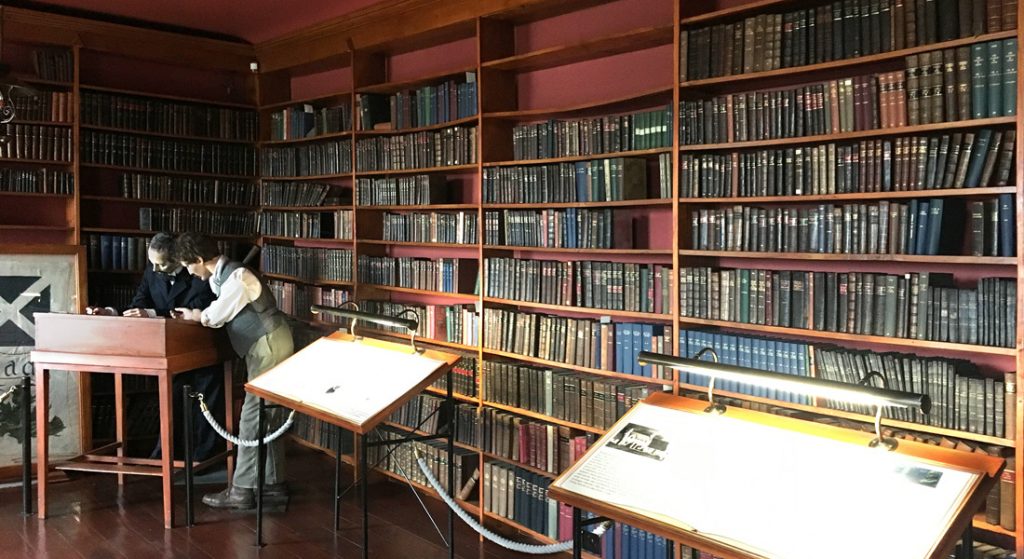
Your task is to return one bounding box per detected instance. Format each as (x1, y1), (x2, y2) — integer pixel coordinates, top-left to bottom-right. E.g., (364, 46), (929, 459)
(680, 30), (1020, 91)
(483, 147), (672, 167)
(358, 239), (477, 249)
(679, 117), (1019, 152)
(357, 203), (478, 211)
(675, 316), (1018, 356)
(260, 235), (354, 243)
(679, 0), (792, 25)
(0, 224), (72, 231)
(482, 198), (672, 209)
(483, 86), (673, 120)
(356, 65), (478, 96)
(423, 385), (480, 404)
(80, 226), (255, 240)
(484, 297), (673, 322)
(974, 514), (1016, 538)
(260, 205), (353, 211)
(484, 347), (673, 387)
(288, 434), (356, 466)
(380, 420), (479, 453)
(481, 451), (557, 479)
(13, 119), (73, 127)
(362, 328), (479, 354)
(259, 130), (353, 146)
(677, 250), (1017, 266)
(87, 269), (143, 275)
(678, 382), (1017, 448)
(679, 186), (1020, 204)
(261, 272), (353, 288)
(483, 25), (674, 73)
(264, 172), (353, 181)
(81, 163), (256, 181)
(81, 195), (257, 210)
(12, 74), (71, 88)
(482, 400), (605, 435)
(0, 191), (72, 199)
(481, 512), (601, 559)
(80, 84), (256, 110)
(354, 163), (479, 177)
(79, 124), (254, 145)
(354, 116), (478, 137)
(360, 284), (478, 300)
(259, 91), (352, 112)
(0, 158), (72, 166)
(485, 245), (673, 256)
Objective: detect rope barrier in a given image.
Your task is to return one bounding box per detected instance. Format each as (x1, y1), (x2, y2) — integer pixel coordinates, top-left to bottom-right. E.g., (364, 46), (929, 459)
(414, 449), (580, 555)
(194, 393), (296, 447)
(0, 384), (18, 405)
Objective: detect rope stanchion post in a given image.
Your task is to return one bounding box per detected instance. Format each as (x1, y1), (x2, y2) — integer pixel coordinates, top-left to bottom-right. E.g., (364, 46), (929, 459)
(21, 375), (31, 515)
(572, 507), (583, 559)
(183, 384), (195, 527)
(255, 397), (266, 548)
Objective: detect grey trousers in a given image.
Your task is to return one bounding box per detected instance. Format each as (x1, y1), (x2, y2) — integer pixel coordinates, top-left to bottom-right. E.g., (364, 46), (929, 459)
(232, 324), (293, 489)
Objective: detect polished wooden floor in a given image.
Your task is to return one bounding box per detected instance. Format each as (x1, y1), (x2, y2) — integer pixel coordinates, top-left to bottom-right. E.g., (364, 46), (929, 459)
(0, 444), (543, 559)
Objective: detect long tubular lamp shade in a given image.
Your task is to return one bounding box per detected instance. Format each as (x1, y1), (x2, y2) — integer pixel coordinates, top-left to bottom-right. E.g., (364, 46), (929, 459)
(637, 351), (931, 414)
(309, 304), (418, 332)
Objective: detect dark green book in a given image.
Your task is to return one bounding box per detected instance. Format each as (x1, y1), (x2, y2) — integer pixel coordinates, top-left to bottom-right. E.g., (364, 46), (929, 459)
(986, 40), (1003, 117)
(1003, 38), (1018, 117)
(964, 128), (993, 186)
(970, 43), (988, 118)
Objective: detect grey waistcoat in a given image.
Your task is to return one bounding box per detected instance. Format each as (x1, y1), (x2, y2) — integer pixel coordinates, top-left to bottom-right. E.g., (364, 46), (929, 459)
(215, 260), (286, 356)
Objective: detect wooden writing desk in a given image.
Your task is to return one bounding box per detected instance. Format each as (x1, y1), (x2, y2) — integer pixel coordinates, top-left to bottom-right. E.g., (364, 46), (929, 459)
(30, 313), (235, 529)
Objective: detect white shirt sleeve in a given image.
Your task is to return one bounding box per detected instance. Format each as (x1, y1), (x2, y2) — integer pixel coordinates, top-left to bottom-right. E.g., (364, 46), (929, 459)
(201, 268), (262, 328)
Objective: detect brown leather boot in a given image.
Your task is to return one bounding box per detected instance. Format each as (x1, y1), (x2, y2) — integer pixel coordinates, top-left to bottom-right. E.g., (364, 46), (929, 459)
(201, 485), (255, 509)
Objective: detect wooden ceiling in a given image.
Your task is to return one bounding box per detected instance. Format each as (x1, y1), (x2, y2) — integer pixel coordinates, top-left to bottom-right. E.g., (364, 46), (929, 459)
(14, 0), (385, 43)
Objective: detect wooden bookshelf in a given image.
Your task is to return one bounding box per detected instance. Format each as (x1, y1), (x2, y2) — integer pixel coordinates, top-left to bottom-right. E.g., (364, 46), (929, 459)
(677, 250), (1018, 266)
(679, 186), (1019, 204)
(679, 117), (1018, 152)
(482, 401), (606, 435)
(79, 124), (254, 145)
(18, 0), (1017, 553)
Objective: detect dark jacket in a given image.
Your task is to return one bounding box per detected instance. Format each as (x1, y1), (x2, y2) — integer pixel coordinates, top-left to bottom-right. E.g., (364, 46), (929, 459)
(129, 267), (214, 316)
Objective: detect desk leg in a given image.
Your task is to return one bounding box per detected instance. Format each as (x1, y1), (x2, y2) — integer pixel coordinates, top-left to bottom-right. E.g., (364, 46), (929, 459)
(22, 373), (32, 515)
(35, 365), (49, 520)
(571, 507), (582, 559)
(334, 424), (342, 533)
(446, 373), (455, 559)
(255, 397), (265, 548)
(157, 373), (175, 529)
(113, 373), (125, 486)
(223, 361), (235, 482)
(361, 434), (369, 559)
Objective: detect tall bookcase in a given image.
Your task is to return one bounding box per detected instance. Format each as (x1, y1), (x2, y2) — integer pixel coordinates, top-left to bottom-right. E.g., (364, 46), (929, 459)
(257, 0), (1024, 556)
(3, 0), (1022, 556)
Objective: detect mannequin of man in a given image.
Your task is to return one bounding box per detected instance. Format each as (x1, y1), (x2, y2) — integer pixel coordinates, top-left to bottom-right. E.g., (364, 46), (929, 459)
(174, 232), (293, 509)
(86, 232), (224, 461)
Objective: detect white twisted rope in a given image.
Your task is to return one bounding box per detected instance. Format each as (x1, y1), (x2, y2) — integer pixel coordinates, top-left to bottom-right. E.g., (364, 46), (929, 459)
(0, 384), (18, 405)
(414, 452), (575, 555)
(196, 393), (296, 447)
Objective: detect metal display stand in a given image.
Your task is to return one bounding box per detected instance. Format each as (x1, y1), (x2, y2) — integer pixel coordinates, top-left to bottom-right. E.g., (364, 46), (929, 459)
(243, 327), (462, 558)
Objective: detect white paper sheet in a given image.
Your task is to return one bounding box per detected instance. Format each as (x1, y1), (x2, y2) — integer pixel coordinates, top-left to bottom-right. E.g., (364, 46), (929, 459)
(554, 402), (979, 559)
(247, 336), (447, 427)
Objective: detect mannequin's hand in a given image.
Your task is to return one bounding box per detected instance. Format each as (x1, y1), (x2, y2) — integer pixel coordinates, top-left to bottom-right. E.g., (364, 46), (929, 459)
(172, 308), (202, 322)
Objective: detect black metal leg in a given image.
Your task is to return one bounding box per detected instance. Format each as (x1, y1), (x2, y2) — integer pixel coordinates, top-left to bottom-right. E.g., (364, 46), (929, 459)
(21, 374), (31, 516)
(958, 525), (973, 559)
(572, 507), (582, 559)
(446, 370), (455, 559)
(183, 384), (194, 527)
(334, 424), (342, 533)
(361, 434), (369, 559)
(255, 397), (266, 547)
